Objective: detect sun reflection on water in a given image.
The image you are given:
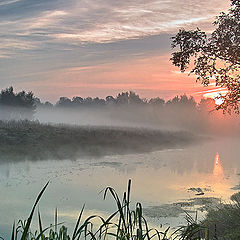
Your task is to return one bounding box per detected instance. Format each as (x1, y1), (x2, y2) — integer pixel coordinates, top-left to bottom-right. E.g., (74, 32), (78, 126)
(208, 152), (234, 199)
(213, 152), (224, 177)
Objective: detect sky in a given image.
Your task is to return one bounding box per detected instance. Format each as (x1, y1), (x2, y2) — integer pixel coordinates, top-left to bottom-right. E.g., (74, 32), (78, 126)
(0, 0), (230, 103)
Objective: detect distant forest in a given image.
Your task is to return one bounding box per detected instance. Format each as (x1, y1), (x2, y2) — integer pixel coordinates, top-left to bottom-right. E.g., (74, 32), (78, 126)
(0, 86), (215, 120)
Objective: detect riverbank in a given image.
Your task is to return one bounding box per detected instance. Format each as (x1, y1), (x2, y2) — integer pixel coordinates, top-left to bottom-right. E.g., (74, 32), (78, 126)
(0, 120), (199, 162)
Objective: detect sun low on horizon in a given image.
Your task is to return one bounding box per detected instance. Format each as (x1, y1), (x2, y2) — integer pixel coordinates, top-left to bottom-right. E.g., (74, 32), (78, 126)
(1, 0), (240, 238)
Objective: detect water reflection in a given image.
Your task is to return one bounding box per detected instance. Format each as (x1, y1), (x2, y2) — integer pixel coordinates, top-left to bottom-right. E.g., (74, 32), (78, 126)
(0, 138), (240, 239)
(205, 152), (235, 199)
(213, 153), (224, 177)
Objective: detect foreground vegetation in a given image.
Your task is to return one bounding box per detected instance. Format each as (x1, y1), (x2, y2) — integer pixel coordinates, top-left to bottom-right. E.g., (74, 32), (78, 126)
(5, 180), (203, 240)
(0, 120), (198, 162)
(5, 180), (240, 240)
(201, 192), (240, 239)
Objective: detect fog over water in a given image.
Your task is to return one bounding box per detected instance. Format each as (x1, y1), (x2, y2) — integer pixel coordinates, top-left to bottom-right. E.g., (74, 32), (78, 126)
(0, 94), (240, 239)
(1, 136), (240, 239)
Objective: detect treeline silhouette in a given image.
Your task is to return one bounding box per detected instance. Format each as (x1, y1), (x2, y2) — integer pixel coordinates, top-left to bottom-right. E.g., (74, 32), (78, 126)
(0, 87), (36, 119)
(0, 87), (216, 120)
(36, 90), (215, 111)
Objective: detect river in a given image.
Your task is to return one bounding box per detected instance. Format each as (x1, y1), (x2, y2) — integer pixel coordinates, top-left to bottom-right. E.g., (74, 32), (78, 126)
(0, 136), (239, 238)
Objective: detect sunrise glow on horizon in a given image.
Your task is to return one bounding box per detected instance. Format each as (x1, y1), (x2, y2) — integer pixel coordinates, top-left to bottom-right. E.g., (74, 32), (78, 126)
(0, 0), (230, 102)
(1, 1), (240, 238)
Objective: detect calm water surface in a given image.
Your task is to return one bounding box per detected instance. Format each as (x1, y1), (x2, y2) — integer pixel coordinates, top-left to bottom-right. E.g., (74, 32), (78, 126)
(0, 136), (240, 238)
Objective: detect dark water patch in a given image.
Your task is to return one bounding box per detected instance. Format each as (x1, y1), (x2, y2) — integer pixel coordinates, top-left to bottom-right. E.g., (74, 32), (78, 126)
(189, 197), (220, 212)
(188, 187), (213, 195)
(144, 197), (220, 219)
(144, 204), (189, 218)
(90, 161), (122, 167)
(231, 184), (240, 190)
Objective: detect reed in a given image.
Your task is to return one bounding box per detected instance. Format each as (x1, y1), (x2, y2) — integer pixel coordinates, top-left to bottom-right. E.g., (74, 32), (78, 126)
(8, 180), (179, 240)
(8, 179), (236, 240)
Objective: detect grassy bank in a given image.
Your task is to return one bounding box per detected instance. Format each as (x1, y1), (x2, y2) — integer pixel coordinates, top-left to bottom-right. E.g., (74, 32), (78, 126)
(0, 120), (198, 162)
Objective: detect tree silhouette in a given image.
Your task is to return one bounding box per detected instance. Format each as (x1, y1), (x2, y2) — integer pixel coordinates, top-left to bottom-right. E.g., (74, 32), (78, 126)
(198, 98), (216, 113)
(128, 91), (144, 104)
(149, 97), (165, 107)
(179, 95), (196, 108)
(166, 96), (180, 105)
(44, 101), (53, 108)
(56, 97), (72, 107)
(166, 95), (196, 109)
(93, 97), (105, 105)
(171, 0), (240, 113)
(106, 96), (115, 105)
(116, 91), (143, 105)
(0, 87), (36, 119)
(116, 92), (129, 104)
(72, 96), (83, 106)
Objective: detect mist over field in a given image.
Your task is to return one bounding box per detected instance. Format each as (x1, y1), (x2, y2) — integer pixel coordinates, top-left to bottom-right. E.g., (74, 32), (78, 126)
(35, 100), (240, 136)
(1, 0), (240, 238)
(0, 87), (239, 163)
(0, 120), (201, 162)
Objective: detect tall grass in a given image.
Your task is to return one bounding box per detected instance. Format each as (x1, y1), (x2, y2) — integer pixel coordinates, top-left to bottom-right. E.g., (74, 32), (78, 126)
(7, 180), (239, 240)
(8, 180), (177, 240)
(200, 192), (240, 240)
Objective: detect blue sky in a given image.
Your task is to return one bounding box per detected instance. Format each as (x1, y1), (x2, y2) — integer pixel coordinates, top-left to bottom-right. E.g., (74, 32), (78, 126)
(0, 0), (229, 102)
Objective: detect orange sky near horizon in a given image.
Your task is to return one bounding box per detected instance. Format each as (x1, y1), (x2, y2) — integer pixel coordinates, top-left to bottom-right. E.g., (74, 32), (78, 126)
(16, 53), (224, 103)
(0, 0), (231, 103)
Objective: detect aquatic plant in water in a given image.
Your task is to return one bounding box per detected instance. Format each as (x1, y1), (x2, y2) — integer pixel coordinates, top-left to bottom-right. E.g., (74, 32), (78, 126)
(5, 179), (240, 240)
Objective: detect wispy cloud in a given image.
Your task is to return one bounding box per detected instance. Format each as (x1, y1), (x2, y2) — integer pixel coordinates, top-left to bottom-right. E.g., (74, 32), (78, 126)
(0, 0), (21, 7)
(0, 0), (230, 100)
(28, 10), (68, 29)
(49, 0), (228, 43)
(0, 0), (229, 49)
